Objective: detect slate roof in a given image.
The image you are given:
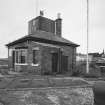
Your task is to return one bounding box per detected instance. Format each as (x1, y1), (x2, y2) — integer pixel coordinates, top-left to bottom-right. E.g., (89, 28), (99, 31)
(6, 31), (79, 47)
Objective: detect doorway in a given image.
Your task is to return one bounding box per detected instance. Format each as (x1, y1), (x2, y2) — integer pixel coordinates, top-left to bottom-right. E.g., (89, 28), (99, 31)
(12, 51), (15, 68)
(61, 55), (68, 72)
(52, 53), (58, 73)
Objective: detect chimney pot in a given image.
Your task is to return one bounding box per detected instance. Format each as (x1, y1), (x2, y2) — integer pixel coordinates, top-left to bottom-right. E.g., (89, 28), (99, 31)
(57, 13), (61, 19)
(40, 10), (44, 16)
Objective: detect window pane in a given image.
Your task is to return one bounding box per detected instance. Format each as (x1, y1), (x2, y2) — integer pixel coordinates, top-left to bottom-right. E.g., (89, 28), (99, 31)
(21, 56), (26, 63)
(19, 51), (21, 63)
(9, 49), (12, 56)
(20, 50), (27, 63)
(33, 50), (38, 64)
(15, 49), (27, 64)
(12, 51), (15, 67)
(16, 51), (19, 63)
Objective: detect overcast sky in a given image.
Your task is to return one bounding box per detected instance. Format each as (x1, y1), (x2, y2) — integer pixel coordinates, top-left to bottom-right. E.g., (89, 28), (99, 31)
(0, 0), (105, 58)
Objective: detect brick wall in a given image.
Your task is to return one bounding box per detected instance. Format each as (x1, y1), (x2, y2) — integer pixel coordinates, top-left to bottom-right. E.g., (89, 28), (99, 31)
(41, 45), (59, 74)
(8, 41), (29, 71)
(28, 16), (62, 37)
(28, 16), (55, 35)
(8, 41), (76, 75)
(55, 18), (62, 37)
(60, 45), (76, 74)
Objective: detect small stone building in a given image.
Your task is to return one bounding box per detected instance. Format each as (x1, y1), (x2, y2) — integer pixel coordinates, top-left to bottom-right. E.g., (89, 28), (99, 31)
(6, 13), (79, 75)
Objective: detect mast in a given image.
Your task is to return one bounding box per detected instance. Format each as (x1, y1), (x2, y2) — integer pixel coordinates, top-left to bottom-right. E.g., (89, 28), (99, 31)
(35, 0), (39, 16)
(86, 0), (89, 73)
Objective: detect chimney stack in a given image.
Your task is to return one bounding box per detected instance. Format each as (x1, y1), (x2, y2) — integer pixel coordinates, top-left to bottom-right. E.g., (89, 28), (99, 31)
(55, 13), (62, 37)
(28, 12), (62, 36)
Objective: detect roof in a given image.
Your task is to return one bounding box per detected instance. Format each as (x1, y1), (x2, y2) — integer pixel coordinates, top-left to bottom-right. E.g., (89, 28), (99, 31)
(6, 31), (79, 47)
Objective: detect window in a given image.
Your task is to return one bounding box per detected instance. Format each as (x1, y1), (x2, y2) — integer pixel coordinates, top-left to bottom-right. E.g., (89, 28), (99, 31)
(15, 50), (18, 63)
(33, 48), (39, 65)
(12, 50), (15, 68)
(9, 49), (13, 56)
(20, 50), (27, 63)
(33, 20), (36, 26)
(15, 49), (27, 64)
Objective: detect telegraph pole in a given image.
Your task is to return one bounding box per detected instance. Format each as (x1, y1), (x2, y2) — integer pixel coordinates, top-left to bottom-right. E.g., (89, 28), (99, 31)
(35, 0), (39, 16)
(86, 0), (89, 73)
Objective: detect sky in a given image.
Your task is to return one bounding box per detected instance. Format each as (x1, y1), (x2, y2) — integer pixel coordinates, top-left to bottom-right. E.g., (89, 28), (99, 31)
(0, 0), (105, 58)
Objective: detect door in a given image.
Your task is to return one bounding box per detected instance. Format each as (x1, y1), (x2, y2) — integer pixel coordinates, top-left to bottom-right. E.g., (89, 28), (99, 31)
(61, 55), (68, 72)
(12, 51), (15, 68)
(52, 53), (58, 73)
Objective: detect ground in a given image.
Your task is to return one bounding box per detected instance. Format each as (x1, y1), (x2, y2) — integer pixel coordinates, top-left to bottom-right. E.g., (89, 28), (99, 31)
(0, 75), (94, 105)
(0, 87), (93, 105)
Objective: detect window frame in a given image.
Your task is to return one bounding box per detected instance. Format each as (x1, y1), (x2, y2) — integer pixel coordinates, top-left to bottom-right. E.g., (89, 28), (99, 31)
(32, 47), (39, 66)
(14, 49), (28, 65)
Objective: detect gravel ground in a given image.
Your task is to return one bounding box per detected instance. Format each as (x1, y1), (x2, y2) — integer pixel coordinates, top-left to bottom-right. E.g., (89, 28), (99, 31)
(0, 87), (94, 105)
(0, 76), (94, 105)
